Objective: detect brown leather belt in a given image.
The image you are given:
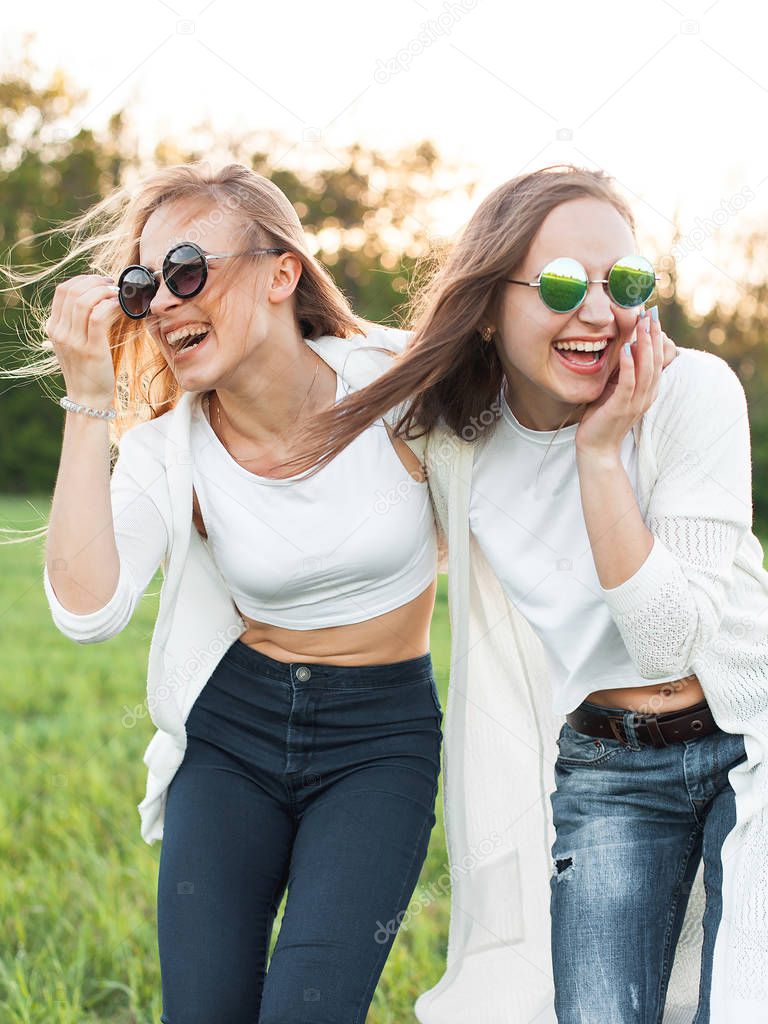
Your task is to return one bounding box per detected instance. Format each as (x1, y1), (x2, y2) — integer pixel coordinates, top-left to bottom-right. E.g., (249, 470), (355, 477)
(566, 698), (717, 748)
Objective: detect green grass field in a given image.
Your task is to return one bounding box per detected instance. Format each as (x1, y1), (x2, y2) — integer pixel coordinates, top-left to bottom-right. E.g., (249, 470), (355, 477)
(3, 494), (765, 1023)
(0, 494), (452, 1024)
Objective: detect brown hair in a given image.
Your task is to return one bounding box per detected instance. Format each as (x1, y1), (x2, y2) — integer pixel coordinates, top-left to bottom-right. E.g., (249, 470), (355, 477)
(0, 161), (369, 545)
(278, 163), (636, 477)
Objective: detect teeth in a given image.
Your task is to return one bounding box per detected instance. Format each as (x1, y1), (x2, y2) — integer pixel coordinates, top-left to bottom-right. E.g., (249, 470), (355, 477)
(564, 353), (600, 365)
(553, 340), (609, 351)
(166, 323), (212, 346)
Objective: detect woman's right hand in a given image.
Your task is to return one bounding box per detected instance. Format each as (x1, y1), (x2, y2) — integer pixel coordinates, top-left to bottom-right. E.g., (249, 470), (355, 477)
(45, 274), (120, 406)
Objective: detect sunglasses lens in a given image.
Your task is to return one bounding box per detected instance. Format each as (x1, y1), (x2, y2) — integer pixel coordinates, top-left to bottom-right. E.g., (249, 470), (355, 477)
(164, 244), (206, 297)
(608, 255), (656, 308)
(538, 257), (589, 312)
(119, 267), (155, 317)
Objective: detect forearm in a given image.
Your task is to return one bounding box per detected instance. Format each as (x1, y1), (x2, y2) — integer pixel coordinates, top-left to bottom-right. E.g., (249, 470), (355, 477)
(577, 449), (654, 590)
(45, 410), (120, 614)
(575, 449), (741, 678)
(577, 450), (695, 676)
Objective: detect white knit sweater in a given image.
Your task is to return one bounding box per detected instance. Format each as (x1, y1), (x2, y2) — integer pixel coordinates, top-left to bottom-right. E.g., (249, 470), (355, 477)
(418, 346), (768, 1024)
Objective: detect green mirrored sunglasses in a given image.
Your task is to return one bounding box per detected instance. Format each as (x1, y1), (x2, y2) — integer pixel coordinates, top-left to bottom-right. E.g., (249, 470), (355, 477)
(506, 255), (658, 313)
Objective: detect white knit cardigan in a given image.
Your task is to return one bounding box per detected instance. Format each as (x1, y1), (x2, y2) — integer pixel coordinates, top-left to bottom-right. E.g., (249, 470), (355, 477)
(416, 345), (768, 1024)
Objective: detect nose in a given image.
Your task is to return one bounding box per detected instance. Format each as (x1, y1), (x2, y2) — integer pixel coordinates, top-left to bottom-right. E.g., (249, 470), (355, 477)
(576, 280), (615, 327)
(149, 276), (185, 320)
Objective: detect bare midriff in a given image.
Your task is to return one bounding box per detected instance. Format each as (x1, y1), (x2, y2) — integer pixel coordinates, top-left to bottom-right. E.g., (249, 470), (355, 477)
(584, 674), (705, 715)
(235, 579), (437, 666)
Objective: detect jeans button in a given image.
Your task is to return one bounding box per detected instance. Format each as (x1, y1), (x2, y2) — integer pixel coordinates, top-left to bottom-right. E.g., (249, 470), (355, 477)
(295, 666), (311, 682)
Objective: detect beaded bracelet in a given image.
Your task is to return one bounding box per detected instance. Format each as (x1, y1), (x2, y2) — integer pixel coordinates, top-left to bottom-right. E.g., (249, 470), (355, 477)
(59, 395), (117, 420)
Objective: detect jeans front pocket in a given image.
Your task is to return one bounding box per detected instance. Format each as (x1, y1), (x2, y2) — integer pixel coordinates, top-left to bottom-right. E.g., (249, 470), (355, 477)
(556, 721), (628, 768)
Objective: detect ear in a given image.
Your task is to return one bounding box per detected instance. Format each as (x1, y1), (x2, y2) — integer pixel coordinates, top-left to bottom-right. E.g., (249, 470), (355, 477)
(268, 252), (302, 306)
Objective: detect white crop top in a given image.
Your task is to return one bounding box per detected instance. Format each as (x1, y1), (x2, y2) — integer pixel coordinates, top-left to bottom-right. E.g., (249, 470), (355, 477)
(189, 371), (437, 629)
(469, 384), (687, 715)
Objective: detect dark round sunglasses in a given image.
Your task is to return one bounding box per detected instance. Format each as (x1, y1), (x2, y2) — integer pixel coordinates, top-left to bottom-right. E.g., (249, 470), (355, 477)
(117, 241), (285, 319)
(506, 254), (658, 313)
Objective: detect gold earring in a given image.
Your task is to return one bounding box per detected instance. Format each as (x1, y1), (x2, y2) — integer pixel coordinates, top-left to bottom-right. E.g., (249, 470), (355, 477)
(480, 325), (495, 342)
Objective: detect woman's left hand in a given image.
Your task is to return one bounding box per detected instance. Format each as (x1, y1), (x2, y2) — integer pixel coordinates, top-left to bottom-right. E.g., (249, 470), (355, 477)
(575, 309), (677, 460)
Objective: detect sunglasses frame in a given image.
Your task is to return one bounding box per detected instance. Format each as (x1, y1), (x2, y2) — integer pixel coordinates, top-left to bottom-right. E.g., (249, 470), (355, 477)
(117, 241), (286, 319)
(506, 254), (659, 313)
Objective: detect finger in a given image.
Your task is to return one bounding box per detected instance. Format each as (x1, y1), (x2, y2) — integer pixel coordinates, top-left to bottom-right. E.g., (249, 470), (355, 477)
(653, 309), (666, 361)
(650, 316), (665, 402)
(55, 275), (114, 331)
(51, 274), (114, 326)
(48, 280), (87, 342)
(644, 308), (661, 362)
(49, 285), (65, 329)
(64, 281), (119, 341)
(643, 310), (665, 407)
(654, 315), (665, 374)
(660, 332), (678, 367)
(634, 313), (655, 401)
(617, 338), (637, 402)
(87, 293), (120, 336)
(41, 319), (56, 351)
(628, 304), (646, 350)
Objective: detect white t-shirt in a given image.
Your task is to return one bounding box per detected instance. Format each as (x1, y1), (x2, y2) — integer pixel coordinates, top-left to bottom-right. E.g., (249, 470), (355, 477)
(189, 372), (437, 630)
(469, 384), (685, 714)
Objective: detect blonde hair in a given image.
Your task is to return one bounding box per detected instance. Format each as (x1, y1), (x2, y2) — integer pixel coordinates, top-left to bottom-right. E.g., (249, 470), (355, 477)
(278, 163), (638, 477)
(0, 161), (367, 545)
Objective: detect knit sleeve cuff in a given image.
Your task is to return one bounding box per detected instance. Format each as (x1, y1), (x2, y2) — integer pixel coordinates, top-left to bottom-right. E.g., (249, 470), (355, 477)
(598, 535), (682, 616)
(43, 559), (136, 642)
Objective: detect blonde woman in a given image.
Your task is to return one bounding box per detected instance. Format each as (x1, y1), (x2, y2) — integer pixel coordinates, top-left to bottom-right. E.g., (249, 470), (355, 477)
(286, 166), (768, 1023)
(6, 163), (444, 1024)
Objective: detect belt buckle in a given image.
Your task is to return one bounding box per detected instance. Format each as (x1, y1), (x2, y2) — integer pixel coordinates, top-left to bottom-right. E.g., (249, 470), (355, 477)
(608, 717), (629, 745)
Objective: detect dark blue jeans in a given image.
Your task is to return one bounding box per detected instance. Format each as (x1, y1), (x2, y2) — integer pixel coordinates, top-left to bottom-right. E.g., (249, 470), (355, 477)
(157, 638), (442, 1024)
(549, 699), (748, 1024)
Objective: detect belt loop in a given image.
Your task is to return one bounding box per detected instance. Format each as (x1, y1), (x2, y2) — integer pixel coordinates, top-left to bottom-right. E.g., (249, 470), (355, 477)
(621, 710), (642, 750)
(641, 714), (667, 747)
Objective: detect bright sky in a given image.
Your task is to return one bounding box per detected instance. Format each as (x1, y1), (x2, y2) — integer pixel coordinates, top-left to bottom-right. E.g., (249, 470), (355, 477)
(4, 0), (767, 313)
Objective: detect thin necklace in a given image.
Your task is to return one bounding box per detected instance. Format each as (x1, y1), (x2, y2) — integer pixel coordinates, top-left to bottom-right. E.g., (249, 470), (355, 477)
(209, 358), (321, 464)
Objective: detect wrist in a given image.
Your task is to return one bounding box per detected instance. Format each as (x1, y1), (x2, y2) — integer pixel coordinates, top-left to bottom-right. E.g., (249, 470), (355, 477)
(60, 394), (116, 421)
(575, 446), (622, 472)
(63, 393), (114, 410)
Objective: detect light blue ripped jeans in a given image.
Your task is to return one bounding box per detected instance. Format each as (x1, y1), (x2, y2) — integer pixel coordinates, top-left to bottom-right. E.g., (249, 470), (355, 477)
(549, 700), (747, 1024)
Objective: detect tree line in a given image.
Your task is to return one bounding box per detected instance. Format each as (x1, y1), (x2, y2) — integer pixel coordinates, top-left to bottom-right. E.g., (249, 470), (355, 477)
(1, 58), (766, 536)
